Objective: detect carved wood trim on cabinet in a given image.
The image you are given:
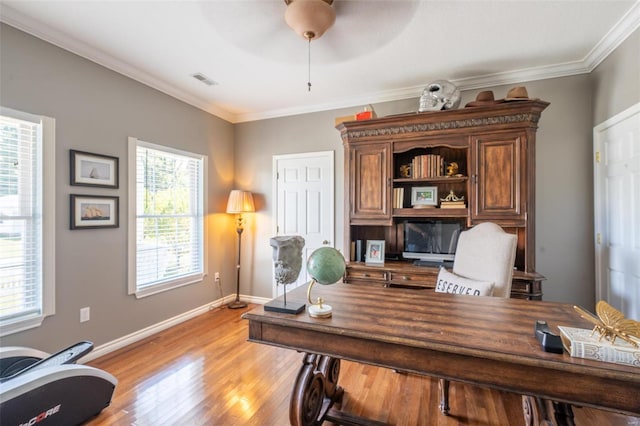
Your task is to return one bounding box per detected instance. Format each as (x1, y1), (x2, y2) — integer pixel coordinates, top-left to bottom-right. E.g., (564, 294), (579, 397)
(337, 100), (549, 291)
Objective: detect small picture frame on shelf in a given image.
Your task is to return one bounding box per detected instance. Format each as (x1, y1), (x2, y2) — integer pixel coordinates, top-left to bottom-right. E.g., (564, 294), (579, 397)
(70, 150), (119, 188)
(365, 240), (385, 265)
(70, 194), (119, 229)
(411, 186), (438, 207)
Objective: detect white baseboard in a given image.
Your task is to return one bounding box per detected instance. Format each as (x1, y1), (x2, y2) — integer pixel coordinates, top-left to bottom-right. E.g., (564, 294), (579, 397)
(81, 293), (271, 363)
(240, 295), (272, 305)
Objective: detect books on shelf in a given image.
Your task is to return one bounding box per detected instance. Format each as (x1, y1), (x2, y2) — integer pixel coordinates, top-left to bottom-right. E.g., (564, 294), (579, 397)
(350, 240), (364, 262)
(334, 114), (355, 126)
(393, 187), (404, 209)
(558, 326), (640, 367)
(440, 201), (466, 209)
(411, 154), (444, 179)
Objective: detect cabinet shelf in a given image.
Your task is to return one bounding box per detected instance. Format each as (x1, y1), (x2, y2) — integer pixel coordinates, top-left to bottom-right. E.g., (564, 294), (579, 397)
(393, 207), (467, 218)
(394, 176), (467, 184)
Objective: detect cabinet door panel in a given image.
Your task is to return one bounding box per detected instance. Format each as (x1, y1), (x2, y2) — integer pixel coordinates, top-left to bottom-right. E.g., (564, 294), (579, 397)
(351, 143), (391, 223)
(471, 133), (524, 221)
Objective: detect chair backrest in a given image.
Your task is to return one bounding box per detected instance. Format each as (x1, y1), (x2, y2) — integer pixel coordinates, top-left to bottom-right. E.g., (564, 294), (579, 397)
(452, 222), (517, 298)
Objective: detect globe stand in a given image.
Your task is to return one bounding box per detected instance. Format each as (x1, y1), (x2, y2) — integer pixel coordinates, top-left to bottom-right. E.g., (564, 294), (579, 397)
(307, 280), (333, 318)
(264, 283), (306, 315)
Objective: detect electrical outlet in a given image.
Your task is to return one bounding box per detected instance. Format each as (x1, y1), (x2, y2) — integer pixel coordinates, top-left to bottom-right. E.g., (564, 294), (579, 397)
(80, 307), (90, 323)
(214, 272), (220, 281)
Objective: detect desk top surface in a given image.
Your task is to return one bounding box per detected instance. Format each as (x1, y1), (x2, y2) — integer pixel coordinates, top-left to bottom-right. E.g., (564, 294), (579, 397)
(244, 283), (639, 380)
(244, 284), (640, 415)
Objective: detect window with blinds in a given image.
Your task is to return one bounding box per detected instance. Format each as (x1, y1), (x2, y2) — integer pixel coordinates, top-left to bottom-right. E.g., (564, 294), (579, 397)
(128, 137), (207, 298)
(0, 107), (55, 336)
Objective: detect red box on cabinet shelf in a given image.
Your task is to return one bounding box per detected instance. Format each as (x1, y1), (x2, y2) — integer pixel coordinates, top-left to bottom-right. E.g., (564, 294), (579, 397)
(355, 110), (374, 121)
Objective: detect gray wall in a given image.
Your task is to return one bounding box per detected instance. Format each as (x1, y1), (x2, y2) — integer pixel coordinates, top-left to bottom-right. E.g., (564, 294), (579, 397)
(2, 20), (637, 352)
(1, 24), (237, 352)
(591, 27), (640, 125)
(234, 28), (639, 310)
(234, 77), (597, 308)
(235, 111), (347, 298)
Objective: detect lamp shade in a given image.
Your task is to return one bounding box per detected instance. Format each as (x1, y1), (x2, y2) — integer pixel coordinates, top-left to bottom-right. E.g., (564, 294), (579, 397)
(284, 0), (336, 40)
(226, 190), (255, 214)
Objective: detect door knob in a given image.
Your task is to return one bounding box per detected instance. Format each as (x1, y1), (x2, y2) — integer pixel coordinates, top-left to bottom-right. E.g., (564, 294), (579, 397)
(322, 240), (330, 245)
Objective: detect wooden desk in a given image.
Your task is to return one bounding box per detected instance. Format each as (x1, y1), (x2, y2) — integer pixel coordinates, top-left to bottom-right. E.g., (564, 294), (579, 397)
(243, 284), (640, 426)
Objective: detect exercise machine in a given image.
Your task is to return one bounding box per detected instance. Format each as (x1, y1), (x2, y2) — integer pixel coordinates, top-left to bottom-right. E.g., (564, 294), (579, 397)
(0, 341), (117, 425)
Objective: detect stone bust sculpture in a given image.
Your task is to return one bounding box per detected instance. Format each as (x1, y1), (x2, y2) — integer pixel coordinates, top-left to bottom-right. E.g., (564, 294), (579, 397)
(270, 235), (305, 285)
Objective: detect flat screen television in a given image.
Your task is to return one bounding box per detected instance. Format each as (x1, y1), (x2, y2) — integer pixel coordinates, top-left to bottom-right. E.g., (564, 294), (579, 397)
(402, 219), (463, 264)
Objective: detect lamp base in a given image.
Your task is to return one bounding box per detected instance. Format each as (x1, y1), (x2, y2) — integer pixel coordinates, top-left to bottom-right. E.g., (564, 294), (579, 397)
(264, 299), (306, 315)
(228, 300), (248, 309)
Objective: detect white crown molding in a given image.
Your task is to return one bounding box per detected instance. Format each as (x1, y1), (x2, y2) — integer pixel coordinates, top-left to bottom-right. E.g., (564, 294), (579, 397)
(582, 0), (640, 72)
(234, 60), (593, 123)
(3, 2), (639, 124)
(235, 1), (640, 123)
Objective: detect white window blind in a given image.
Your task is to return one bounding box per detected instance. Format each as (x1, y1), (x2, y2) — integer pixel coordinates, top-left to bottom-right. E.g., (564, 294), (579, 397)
(128, 138), (207, 298)
(0, 107), (55, 336)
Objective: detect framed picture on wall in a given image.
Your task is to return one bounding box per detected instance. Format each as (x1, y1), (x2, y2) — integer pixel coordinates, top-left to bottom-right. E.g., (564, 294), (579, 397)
(70, 194), (119, 229)
(70, 150), (119, 188)
(365, 240), (385, 265)
(411, 186), (438, 207)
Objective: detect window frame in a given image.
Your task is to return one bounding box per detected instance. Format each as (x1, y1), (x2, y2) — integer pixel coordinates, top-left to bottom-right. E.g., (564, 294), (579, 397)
(0, 106), (56, 336)
(127, 136), (208, 298)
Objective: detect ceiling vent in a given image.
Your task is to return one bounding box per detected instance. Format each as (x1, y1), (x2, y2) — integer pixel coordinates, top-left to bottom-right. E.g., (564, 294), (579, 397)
(191, 73), (218, 86)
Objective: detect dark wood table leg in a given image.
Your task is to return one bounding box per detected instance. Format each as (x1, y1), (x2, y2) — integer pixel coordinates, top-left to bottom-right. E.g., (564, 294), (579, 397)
(552, 401), (575, 426)
(289, 353), (387, 426)
(290, 353), (343, 426)
(523, 395), (553, 426)
(523, 395), (575, 426)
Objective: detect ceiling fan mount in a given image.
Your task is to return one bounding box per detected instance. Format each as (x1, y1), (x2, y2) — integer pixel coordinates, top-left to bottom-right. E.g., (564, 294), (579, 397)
(284, 0), (336, 41)
(284, 0), (333, 4)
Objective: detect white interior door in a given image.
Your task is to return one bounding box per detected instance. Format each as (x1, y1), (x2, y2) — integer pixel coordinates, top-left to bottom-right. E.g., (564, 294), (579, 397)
(273, 151), (334, 297)
(594, 102), (640, 320)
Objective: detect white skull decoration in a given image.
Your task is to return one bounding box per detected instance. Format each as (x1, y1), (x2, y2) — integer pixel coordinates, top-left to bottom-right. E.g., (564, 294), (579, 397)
(418, 80), (461, 112)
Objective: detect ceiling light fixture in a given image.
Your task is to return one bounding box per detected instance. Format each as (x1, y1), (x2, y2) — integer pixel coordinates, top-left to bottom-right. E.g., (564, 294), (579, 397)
(284, 0), (336, 92)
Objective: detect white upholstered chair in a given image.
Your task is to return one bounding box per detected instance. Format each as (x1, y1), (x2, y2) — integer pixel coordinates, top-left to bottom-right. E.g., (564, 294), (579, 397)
(438, 222), (517, 415)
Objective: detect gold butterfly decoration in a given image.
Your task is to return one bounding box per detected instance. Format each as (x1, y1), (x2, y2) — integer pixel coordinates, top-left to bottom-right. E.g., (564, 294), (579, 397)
(574, 301), (640, 348)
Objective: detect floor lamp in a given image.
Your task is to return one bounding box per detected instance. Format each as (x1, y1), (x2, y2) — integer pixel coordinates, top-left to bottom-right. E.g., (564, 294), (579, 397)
(226, 190), (255, 309)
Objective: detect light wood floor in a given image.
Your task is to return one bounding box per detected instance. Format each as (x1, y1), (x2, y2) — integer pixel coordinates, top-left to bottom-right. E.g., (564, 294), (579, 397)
(87, 304), (639, 426)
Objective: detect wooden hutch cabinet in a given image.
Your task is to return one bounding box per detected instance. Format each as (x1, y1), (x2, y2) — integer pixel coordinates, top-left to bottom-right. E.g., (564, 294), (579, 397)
(337, 100), (549, 300)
